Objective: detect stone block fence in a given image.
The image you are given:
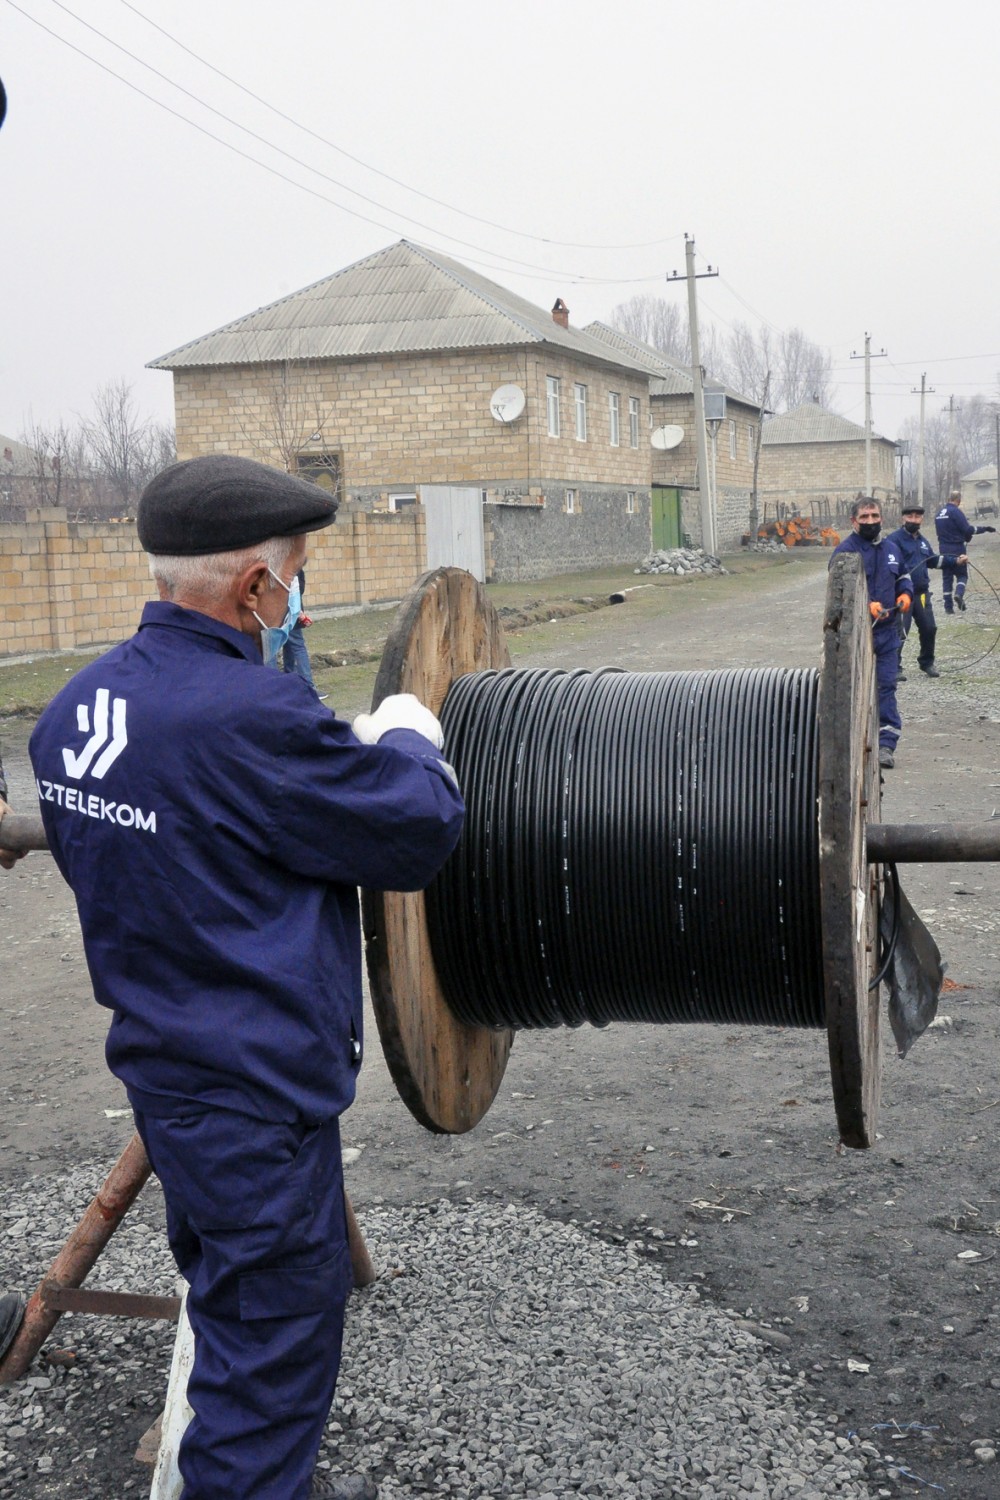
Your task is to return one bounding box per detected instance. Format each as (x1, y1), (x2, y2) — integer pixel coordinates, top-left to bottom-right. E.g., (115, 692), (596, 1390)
(0, 507), (426, 659)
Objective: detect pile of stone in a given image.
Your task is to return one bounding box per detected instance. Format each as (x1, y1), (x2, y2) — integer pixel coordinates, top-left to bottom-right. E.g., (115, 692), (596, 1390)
(636, 547), (726, 576)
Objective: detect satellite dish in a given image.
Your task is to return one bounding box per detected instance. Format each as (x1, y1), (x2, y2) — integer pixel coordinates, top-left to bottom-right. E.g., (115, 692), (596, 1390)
(490, 384), (526, 423)
(651, 424), (684, 451)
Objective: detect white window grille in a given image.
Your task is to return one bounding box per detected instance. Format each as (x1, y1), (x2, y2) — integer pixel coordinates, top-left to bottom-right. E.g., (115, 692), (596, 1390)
(629, 397), (640, 448)
(546, 376), (561, 438)
(574, 384), (588, 441)
(609, 392), (620, 446)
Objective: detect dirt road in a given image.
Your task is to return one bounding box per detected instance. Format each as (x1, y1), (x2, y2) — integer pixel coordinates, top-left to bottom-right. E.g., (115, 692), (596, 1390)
(1, 546), (999, 1497)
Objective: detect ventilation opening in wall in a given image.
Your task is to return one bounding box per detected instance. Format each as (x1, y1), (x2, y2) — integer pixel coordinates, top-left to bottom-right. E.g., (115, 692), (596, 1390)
(389, 493), (418, 512)
(295, 451), (342, 502)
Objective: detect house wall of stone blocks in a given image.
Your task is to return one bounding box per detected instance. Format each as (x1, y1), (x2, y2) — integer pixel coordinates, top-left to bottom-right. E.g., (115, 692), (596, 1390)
(757, 439), (898, 521)
(650, 393), (760, 498)
(170, 347), (654, 579)
(0, 509), (425, 660)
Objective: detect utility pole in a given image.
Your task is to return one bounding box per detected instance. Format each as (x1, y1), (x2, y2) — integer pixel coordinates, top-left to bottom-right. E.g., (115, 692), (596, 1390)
(911, 374), (935, 509)
(947, 394), (956, 492)
(850, 333), (887, 496)
(666, 236), (719, 554)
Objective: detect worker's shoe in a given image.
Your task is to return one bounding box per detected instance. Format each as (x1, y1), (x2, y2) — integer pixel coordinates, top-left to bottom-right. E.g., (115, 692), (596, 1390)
(0, 1292), (26, 1360)
(956, 594), (967, 611)
(310, 1475), (378, 1500)
(920, 663), (940, 677)
(897, 669), (907, 682)
(878, 746), (895, 770)
(944, 602), (954, 614)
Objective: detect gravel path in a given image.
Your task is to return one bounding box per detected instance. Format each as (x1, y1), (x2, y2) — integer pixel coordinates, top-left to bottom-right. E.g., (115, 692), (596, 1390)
(0, 1165), (889, 1499)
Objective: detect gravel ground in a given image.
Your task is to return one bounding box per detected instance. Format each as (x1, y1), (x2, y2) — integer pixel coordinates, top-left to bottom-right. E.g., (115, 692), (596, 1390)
(0, 1165), (890, 1499)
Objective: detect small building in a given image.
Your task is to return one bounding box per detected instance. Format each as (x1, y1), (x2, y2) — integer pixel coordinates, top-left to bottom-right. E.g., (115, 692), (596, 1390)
(758, 402), (898, 525)
(584, 324), (761, 552)
(959, 465), (999, 519)
(149, 240), (655, 582)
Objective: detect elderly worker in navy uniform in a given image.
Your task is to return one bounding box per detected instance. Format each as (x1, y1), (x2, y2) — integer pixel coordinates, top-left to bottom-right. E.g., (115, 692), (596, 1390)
(830, 496), (913, 771)
(27, 456), (464, 1500)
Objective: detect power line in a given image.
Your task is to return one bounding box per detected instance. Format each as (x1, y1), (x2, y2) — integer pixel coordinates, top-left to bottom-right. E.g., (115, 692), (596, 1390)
(115, 0), (684, 258)
(32, 0), (662, 284)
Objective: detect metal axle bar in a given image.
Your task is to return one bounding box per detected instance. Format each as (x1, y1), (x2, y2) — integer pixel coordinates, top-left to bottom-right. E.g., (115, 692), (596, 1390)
(867, 823), (1000, 864)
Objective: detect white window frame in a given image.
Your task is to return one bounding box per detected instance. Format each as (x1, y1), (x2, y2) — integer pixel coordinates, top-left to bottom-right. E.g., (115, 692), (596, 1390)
(628, 396), (640, 448)
(546, 376), (561, 438)
(747, 424), (756, 461)
(729, 420), (737, 460)
(626, 490), (636, 514)
(388, 492), (417, 512)
(609, 391), (620, 447)
(565, 488), (577, 514)
(574, 383), (588, 441)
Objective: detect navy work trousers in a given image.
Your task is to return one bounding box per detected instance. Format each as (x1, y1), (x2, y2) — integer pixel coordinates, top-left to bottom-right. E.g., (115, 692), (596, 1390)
(898, 591), (937, 669)
(940, 559), (968, 609)
(873, 631), (902, 752)
(132, 1104), (352, 1500)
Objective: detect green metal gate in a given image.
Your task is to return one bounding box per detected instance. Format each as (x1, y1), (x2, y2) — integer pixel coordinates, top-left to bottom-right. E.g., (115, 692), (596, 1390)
(651, 486), (682, 551)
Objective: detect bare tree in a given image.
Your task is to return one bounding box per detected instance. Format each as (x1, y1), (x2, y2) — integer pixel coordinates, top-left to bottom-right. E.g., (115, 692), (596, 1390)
(776, 328), (834, 410)
(82, 379), (155, 516)
(608, 294), (689, 361)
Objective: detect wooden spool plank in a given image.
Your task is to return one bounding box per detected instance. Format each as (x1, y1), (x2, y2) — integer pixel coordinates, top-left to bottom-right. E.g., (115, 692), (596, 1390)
(361, 568), (514, 1134)
(818, 555), (882, 1148)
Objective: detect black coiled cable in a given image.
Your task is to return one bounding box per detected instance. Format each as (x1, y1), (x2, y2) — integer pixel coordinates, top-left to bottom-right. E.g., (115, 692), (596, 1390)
(425, 667), (825, 1031)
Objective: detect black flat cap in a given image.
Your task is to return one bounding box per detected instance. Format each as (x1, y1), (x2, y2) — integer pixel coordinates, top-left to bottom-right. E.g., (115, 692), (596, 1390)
(137, 455), (339, 556)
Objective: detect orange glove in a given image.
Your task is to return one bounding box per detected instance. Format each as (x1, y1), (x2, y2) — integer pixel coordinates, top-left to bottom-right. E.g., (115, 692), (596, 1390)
(869, 601), (889, 621)
(299, 613), (313, 627)
(897, 594), (912, 614)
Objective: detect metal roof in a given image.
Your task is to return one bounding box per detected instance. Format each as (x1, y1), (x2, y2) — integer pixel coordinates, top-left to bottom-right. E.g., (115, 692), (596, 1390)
(0, 434), (37, 472)
(761, 403), (893, 447)
(149, 241), (653, 374)
(583, 322), (757, 406)
(962, 464), (997, 482)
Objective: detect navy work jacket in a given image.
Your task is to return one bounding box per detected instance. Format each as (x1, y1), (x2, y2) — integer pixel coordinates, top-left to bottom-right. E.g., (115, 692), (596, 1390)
(29, 602), (465, 1124)
(885, 526), (956, 593)
(934, 502), (983, 551)
(830, 533), (912, 650)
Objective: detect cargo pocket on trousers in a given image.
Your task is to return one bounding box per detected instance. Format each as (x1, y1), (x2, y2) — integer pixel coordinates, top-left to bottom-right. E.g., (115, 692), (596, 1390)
(238, 1244), (352, 1324)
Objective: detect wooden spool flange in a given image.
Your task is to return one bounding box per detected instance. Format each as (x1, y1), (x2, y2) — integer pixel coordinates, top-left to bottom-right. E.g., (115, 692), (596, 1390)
(818, 554), (883, 1149)
(362, 568), (515, 1134)
(365, 557), (885, 1148)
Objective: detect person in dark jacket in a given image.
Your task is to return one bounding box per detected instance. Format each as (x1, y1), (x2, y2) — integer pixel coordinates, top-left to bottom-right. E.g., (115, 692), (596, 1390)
(830, 497), (913, 770)
(886, 505), (966, 679)
(933, 490), (996, 612)
(26, 456), (465, 1500)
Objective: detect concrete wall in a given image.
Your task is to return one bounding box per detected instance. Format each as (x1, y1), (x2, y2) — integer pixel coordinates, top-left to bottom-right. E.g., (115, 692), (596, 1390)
(0, 508), (425, 660)
(487, 485), (651, 581)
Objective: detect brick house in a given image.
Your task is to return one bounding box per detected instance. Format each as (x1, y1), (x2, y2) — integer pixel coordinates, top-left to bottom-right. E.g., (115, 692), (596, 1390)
(583, 324), (762, 551)
(149, 240), (654, 582)
(959, 465), (1000, 519)
(758, 402), (898, 525)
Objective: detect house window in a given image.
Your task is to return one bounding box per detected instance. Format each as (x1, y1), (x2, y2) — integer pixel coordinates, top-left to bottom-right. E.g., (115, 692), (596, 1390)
(629, 397), (640, 448)
(574, 383), (588, 440)
(729, 420), (737, 460)
(626, 491), (636, 514)
(546, 376), (561, 437)
(609, 392), (620, 446)
(295, 450), (342, 502)
(565, 488), (577, 514)
(747, 424), (756, 460)
(388, 492), (417, 511)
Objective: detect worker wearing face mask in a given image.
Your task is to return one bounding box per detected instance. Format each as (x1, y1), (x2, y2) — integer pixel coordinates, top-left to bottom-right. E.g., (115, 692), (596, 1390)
(885, 504), (967, 679)
(26, 455), (465, 1500)
(830, 497), (913, 770)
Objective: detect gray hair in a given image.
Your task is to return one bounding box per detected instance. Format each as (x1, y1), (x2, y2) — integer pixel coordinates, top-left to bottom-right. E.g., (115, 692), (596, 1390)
(148, 536), (296, 599)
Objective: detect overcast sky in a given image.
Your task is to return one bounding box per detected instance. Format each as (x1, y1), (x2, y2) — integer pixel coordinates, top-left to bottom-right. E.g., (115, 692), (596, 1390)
(3, 0), (998, 447)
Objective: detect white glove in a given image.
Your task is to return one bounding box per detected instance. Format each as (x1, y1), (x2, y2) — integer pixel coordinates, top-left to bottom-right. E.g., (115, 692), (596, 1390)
(352, 693), (444, 750)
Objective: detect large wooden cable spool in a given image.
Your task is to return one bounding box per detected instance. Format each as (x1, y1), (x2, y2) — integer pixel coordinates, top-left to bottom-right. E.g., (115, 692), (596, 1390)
(360, 568), (515, 1134)
(363, 556), (887, 1148)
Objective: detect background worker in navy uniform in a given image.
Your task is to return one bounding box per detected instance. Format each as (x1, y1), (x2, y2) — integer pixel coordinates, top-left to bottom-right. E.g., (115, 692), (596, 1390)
(886, 503), (966, 680)
(933, 488), (996, 612)
(26, 455), (465, 1500)
(830, 496), (912, 770)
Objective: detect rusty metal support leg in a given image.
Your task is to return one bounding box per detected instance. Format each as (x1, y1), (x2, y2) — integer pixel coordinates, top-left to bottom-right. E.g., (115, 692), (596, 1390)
(0, 1131), (151, 1383)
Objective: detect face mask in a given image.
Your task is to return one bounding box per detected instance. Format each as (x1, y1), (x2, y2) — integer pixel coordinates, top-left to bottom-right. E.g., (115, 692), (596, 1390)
(856, 521), (881, 542)
(253, 569), (301, 666)
(903, 521), (922, 534)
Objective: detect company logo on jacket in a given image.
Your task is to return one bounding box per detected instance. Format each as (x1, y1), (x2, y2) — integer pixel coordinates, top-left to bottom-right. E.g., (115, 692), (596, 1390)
(36, 688), (156, 833)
